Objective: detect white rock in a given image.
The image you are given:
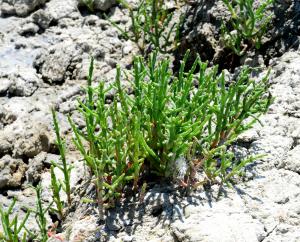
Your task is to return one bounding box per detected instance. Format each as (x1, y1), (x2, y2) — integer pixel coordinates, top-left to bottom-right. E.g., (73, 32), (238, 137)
(8, 68), (40, 97)
(0, 0), (47, 17)
(279, 145), (300, 173)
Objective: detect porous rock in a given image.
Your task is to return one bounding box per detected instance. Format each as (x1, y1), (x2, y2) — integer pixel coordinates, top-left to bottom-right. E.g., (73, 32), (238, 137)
(0, 0), (47, 17)
(0, 78), (11, 94)
(34, 41), (81, 83)
(77, 0), (117, 11)
(31, 9), (53, 30)
(18, 22), (39, 36)
(8, 68), (40, 97)
(278, 145), (300, 173)
(45, 0), (78, 22)
(0, 155), (27, 189)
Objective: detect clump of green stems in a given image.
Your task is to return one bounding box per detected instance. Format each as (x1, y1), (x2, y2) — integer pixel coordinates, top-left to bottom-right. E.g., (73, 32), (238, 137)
(51, 109), (72, 217)
(68, 50), (272, 217)
(221, 0), (274, 56)
(32, 184), (51, 242)
(0, 198), (29, 242)
(0, 186), (52, 242)
(109, 0), (183, 54)
(50, 166), (63, 219)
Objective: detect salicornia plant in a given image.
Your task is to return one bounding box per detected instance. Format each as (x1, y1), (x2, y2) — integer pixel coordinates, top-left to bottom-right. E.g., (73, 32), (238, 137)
(51, 109), (72, 208)
(221, 0), (274, 56)
(68, 58), (132, 220)
(32, 184), (51, 242)
(68, 51), (272, 216)
(50, 165), (63, 219)
(110, 0), (183, 54)
(0, 198), (29, 242)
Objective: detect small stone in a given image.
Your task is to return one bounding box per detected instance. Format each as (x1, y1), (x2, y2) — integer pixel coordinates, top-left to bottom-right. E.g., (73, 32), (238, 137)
(78, 0), (117, 11)
(8, 68), (40, 97)
(0, 155), (27, 189)
(123, 235), (133, 242)
(31, 9), (53, 30)
(0, 0), (47, 17)
(0, 78), (11, 94)
(18, 22), (39, 36)
(278, 145), (300, 173)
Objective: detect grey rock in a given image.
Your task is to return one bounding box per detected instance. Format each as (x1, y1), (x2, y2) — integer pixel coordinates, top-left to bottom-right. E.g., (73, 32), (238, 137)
(56, 84), (83, 105)
(0, 106), (17, 127)
(0, 188), (52, 234)
(122, 235), (133, 242)
(13, 129), (50, 158)
(43, 152), (60, 166)
(263, 225), (300, 242)
(8, 68), (40, 97)
(18, 22), (39, 36)
(94, 0), (116, 11)
(26, 152), (62, 184)
(45, 0), (78, 21)
(172, 213), (264, 242)
(171, 189), (265, 242)
(236, 168), (300, 237)
(0, 0), (47, 17)
(278, 145), (300, 173)
(66, 215), (99, 241)
(70, 111), (86, 129)
(0, 113), (53, 158)
(78, 0), (116, 11)
(0, 155), (27, 189)
(0, 78), (11, 94)
(249, 135), (294, 169)
(35, 41), (81, 83)
(31, 9), (53, 30)
(26, 153), (45, 184)
(0, 138), (13, 155)
(59, 99), (77, 113)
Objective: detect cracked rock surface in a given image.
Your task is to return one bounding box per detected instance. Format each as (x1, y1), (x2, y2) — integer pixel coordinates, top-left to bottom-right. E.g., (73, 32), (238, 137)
(0, 0), (300, 241)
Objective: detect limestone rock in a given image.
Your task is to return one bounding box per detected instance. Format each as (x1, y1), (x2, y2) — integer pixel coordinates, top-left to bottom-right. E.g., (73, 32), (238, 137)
(31, 9), (53, 30)
(8, 68), (40, 97)
(278, 145), (300, 173)
(34, 41), (81, 83)
(78, 0), (116, 11)
(0, 0), (47, 17)
(0, 155), (27, 189)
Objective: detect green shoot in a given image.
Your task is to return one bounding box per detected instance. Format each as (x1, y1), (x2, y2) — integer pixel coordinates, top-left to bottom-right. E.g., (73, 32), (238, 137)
(221, 0), (274, 56)
(0, 198), (29, 242)
(110, 0), (184, 54)
(68, 51), (272, 215)
(32, 184), (52, 242)
(51, 109), (72, 207)
(50, 165), (64, 219)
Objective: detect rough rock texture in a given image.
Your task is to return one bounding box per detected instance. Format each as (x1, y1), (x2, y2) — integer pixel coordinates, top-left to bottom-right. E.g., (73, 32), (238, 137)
(279, 145), (300, 173)
(8, 68), (40, 96)
(34, 41), (81, 83)
(0, 155), (27, 189)
(0, 0), (47, 17)
(77, 0), (117, 11)
(176, 0), (300, 70)
(58, 50), (300, 242)
(0, 0), (300, 241)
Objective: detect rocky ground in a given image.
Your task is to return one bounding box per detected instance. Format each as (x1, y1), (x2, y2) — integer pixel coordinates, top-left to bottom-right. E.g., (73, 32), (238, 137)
(0, 0), (300, 241)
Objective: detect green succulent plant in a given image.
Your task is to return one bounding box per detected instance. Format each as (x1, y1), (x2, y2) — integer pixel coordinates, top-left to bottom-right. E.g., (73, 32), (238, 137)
(67, 50), (272, 217)
(109, 0), (184, 54)
(221, 0), (274, 56)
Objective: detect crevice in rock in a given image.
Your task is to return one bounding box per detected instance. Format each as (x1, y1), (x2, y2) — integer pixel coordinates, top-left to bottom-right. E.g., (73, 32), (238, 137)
(261, 224), (278, 242)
